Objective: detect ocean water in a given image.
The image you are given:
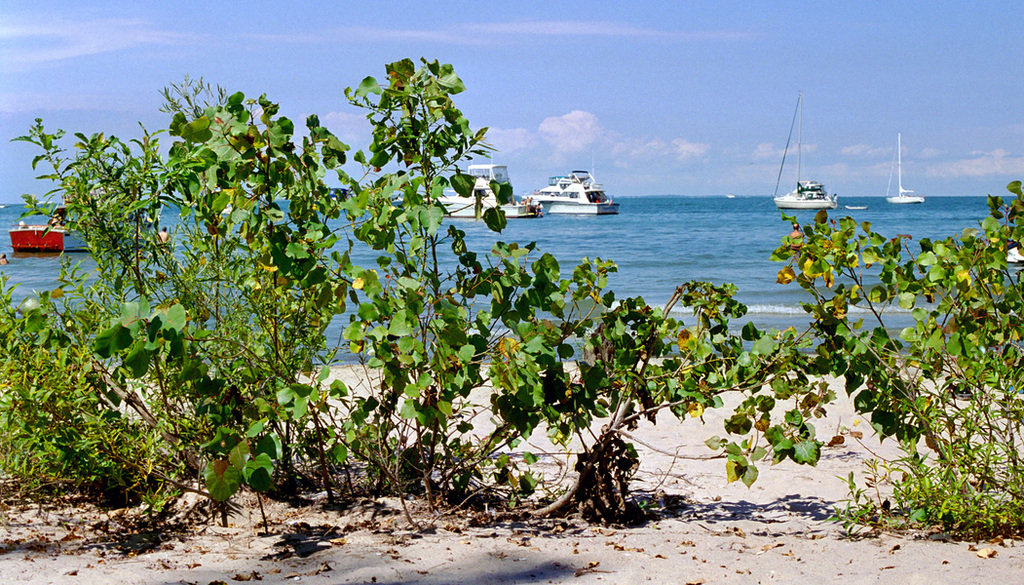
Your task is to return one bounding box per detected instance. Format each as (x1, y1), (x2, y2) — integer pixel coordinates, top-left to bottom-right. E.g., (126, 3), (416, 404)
(0, 195), (1001, 340)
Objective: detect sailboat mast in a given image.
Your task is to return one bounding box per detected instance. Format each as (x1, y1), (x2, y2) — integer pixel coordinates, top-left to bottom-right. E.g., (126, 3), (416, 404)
(897, 132), (903, 193)
(797, 92), (802, 184)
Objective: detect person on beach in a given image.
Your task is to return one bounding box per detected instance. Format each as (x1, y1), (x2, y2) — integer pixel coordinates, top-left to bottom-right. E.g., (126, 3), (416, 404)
(788, 223), (803, 250)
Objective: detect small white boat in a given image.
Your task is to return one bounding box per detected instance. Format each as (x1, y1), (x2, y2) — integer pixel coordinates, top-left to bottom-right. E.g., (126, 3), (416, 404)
(772, 93), (838, 210)
(725, 193), (736, 199)
(885, 133), (925, 204)
(529, 170), (619, 215)
(845, 205), (868, 210)
(438, 164), (542, 219)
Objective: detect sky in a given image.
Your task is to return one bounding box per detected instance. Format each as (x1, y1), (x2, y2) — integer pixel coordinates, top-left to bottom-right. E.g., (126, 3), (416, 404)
(1, 1), (1023, 203)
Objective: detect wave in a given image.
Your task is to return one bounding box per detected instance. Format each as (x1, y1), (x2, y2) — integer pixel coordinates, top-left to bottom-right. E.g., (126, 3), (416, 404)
(662, 302), (913, 317)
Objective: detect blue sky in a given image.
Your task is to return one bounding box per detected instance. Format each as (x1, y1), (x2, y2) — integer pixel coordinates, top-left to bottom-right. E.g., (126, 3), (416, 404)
(1, 1), (1022, 202)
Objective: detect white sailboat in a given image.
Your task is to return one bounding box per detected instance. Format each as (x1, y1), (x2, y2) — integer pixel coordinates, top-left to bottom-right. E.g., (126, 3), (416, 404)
(885, 132), (925, 204)
(773, 93), (837, 210)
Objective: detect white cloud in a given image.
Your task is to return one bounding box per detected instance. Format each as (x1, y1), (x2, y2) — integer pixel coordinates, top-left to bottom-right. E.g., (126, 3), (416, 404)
(321, 110), (370, 144)
(538, 110), (602, 153)
(486, 127), (533, 153)
(464, 21), (754, 42)
(0, 17), (194, 71)
(242, 21), (754, 47)
(840, 143), (889, 158)
(610, 137), (667, 158)
(919, 147), (943, 159)
(607, 136), (708, 161)
(926, 150), (1024, 178)
(671, 138), (710, 160)
(753, 142), (781, 160)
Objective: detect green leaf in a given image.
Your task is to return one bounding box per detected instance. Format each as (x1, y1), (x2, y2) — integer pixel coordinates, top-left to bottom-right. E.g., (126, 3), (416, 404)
(204, 459), (242, 501)
(898, 292), (915, 310)
(243, 453), (274, 492)
(784, 409), (803, 427)
(355, 76), (380, 97)
(483, 207), (507, 232)
(285, 242), (310, 259)
(123, 340), (151, 377)
(751, 335), (774, 355)
(94, 324), (133, 358)
(704, 436), (726, 450)
(180, 116), (213, 142)
(792, 440), (820, 465)
(255, 434), (283, 459)
(450, 173), (474, 197)
(161, 304), (187, 332)
(741, 462), (759, 487)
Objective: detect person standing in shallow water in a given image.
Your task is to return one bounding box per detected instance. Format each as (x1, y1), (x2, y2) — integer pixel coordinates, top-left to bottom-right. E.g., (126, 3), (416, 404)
(0, 253), (8, 265)
(788, 223), (803, 250)
(158, 227), (169, 244)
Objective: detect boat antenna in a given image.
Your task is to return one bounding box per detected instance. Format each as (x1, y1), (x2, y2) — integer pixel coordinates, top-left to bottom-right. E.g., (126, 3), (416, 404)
(773, 92), (801, 199)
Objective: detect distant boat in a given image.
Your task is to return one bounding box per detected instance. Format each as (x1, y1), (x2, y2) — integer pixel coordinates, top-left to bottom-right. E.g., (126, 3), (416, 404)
(844, 205), (868, 210)
(9, 206), (87, 253)
(437, 164), (542, 219)
(886, 133), (925, 204)
(725, 193), (736, 199)
(1009, 242), (1024, 264)
(528, 170), (619, 215)
(772, 93), (837, 210)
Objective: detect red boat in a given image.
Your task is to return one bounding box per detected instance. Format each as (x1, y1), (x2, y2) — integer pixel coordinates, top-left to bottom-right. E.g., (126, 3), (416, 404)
(9, 208), (87, 253)
(9, 223), (87, 252)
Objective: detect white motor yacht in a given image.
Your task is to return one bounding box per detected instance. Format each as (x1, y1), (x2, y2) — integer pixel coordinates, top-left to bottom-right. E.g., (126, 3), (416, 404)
(528, 170), (619, 215)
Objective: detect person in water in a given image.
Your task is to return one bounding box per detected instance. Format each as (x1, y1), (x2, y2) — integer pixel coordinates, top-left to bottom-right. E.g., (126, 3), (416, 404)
(0, 253), (7, 265)
(788, 223), (803, 250)
(158, 226), (170, 244)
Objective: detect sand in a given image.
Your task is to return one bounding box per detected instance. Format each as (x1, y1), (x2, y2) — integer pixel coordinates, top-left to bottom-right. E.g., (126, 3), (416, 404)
(1, 366), (1020, 584)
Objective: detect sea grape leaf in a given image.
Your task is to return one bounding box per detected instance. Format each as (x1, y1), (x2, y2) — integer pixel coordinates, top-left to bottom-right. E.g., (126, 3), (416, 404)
(792, 440), (820, 465)
(450, 173), (474, 198)
(204, 459), (242, 501)
(243, 453), (274, 492)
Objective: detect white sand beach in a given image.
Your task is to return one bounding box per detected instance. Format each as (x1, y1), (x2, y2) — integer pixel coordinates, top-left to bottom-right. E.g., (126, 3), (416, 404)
(1, 367), (1020, 584)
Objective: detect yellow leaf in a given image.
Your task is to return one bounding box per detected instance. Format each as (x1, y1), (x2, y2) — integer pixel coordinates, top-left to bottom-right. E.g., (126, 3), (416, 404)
(956, 268), (972, 285)
(976, 547), (997, 559)
(259, 262), (278, 272)
(50, 287), (65, 299)
(353, 277), (365, 290)
(776, 266), (796, 285)
(832, 302), (846, 320)
(687, 402), (704, 418)
(823, 270), (834, 288)
(677, 329), (693, 352)
(499, 337), (519, 358)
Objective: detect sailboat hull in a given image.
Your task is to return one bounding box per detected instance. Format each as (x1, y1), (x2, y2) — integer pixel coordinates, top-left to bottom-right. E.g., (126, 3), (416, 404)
(886, 195), (925, 204)
(773, 197), (837, 210)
